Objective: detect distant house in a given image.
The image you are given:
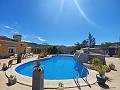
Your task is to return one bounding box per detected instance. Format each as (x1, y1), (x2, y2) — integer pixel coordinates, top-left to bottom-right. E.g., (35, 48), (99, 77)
(109, 42), (120, 56)
(103, 42), (120, 57)
(0, 35), (31, 58)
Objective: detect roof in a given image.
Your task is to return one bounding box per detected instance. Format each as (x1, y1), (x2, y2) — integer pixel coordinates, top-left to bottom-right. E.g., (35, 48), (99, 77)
(0, 36), (16, 42)
(13, 34), (22, 37)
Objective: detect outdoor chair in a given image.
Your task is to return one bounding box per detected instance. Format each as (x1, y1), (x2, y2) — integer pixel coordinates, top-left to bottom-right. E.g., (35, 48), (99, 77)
(8, 60), (13, 68)
(11, 54), (17, 60)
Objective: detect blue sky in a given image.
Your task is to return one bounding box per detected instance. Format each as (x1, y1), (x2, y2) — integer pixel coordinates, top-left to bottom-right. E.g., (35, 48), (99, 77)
(0, 0), (120, 46)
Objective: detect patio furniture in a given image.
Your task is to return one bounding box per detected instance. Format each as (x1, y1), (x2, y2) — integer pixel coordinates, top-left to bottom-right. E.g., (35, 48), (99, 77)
(8, 60), (13, 68)
(29, 53), (33, 57)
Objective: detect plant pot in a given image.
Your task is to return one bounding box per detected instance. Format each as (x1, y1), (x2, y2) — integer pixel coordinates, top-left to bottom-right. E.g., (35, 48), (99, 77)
(57, 87), (64, 90)
(2, 66), (8, 71)
(8, 77), (17, 85)
(109, 65), (115, 70)
(32, 68), (44, 90)
(96, 74), (107, 85)
(17, 57), (21, 63)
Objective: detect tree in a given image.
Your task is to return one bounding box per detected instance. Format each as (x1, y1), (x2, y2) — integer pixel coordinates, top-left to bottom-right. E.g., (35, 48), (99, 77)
(88, 33), (96, 48)
(81, 39), (88, 48)
(100, 42), (111, 49)
(49, 46), (58, 54)
(75, 42), (82, 50)
(57, 46), (75, 54)
(47, 47), (53, 54)
(91, 37), (95, 47)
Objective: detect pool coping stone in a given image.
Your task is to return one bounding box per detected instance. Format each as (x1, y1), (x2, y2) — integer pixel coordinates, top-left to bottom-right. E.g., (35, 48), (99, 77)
(6, 55), (97, 88)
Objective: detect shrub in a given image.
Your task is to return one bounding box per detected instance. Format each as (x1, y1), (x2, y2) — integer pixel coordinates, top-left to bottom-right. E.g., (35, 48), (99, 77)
(17, 53), (22, 58)
(2, 63), (8, 70)
(34, 61), (41, 68)
(58, 82), (64, 87)
(92, 58), (102, 66)
(103, 65), (111, 72)
(95, 65), (105, 76)
(38, 52), (47, 58)
(3, 63), (6, 66)
(109, 63), (115, 70)
(9, 75), (15, 79)
(43, 52), (47, 57)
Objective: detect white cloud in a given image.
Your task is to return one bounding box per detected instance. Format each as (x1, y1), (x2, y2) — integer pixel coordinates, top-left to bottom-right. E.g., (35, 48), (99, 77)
(22, 40), (31, 43)
(37, 36), (46, 42)
(14, 31), (19, 34)
(1, 24), (14, 29)
(31, 34), (37, 38)
(10, 30), (20, 35)
(23, 35), (28, 38)
(1, 23), (21, 35)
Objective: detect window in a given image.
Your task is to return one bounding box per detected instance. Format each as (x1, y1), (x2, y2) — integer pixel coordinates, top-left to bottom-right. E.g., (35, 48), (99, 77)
(8, 47), (16, 54)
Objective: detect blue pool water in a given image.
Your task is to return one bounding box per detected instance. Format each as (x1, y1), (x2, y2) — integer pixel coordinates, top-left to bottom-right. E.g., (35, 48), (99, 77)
(16, 55), (88, 80)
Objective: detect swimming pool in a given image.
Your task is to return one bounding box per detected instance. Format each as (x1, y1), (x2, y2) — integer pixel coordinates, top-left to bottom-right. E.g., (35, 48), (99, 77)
(16, 55), (88, 80)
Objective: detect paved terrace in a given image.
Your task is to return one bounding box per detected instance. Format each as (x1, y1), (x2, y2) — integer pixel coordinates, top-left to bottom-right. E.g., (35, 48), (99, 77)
(0, 55), (120, 90)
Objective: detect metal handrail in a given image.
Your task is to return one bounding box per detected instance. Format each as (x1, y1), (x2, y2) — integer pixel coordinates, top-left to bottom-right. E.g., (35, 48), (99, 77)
(73, 63), (91, 89)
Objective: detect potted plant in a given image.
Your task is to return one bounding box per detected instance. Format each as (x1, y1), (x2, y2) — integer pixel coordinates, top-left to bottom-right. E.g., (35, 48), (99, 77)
(96, 65), (107, 85)
(2, 63), (8, 70)
(104, 65), (111, 72)
(57, 82), (64, 90)
(8, 75), (17, 85)
(34, 61), (41, 69)
(17, 53), (22, 63)
(109, 63), (115, 70)
(92, 58), (101, 66)
(32, 60), (44, 90)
